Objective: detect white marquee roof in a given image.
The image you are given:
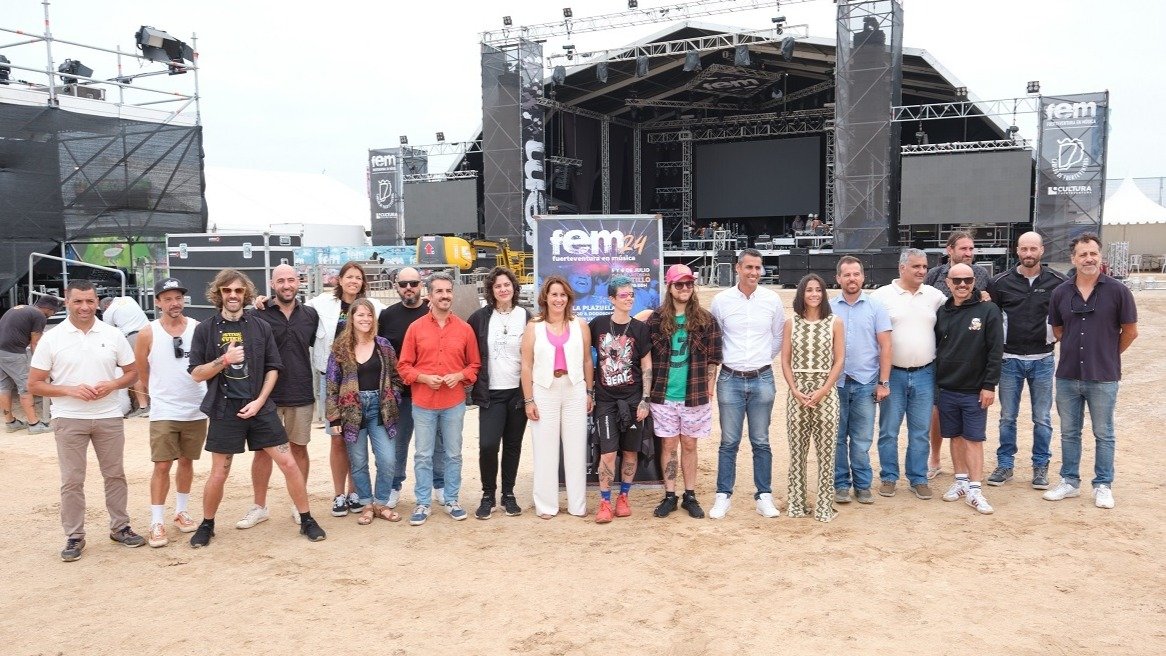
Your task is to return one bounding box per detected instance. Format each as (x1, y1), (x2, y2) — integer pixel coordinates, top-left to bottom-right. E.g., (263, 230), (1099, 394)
(1103, 177), (1166, 225)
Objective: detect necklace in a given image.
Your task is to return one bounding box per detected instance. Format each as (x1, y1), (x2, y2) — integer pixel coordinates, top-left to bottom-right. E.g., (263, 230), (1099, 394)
(496, 306), (514, 334)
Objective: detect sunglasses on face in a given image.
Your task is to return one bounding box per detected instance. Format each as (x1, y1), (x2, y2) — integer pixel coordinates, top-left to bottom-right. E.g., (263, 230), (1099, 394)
(615, 292), (635, 300)
(220, 287), (246, 295)
(172, 336), (185, 359)
(947, 277), (975, 287)
(397, 280), (421, 288)
(672, 281), (694, 290)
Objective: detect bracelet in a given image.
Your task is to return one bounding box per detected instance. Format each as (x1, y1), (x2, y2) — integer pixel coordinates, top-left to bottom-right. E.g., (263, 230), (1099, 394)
(587, 390), (595, 396)
(523, 398), (534, 405)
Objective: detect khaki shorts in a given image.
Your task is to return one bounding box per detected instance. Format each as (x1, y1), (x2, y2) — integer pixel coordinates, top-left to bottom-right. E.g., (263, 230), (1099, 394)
(277, 404), (314, 446)
(149, 419), (207, 462)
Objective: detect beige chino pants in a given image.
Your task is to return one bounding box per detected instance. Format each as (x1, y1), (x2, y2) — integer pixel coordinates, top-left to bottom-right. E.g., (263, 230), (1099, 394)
(53, 418), (130, 539)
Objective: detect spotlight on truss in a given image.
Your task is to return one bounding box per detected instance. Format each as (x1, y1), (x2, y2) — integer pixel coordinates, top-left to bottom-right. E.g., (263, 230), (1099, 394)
(57, 59), (93, 84)
(0, 54), (10, 85)
(563, 8), (573, 18)
(780, 36), (796, 62)
(399, 135), (408, 145)
(683, 50), (702, 72)
(955, 86), (967, 98)
(436, 132), (445, 142)
(502, 16), (512, 26)
(1027, 80), (1040, 94)
(628, 0), (639, 8)
(135, 26), (194, 75)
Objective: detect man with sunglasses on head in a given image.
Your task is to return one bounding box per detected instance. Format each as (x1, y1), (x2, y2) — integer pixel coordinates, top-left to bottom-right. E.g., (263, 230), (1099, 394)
(1044, 233), (1137, 509)
(378, 267), (444, 509)
(242, 264), (320, 530)
(133, 278), (208, 547)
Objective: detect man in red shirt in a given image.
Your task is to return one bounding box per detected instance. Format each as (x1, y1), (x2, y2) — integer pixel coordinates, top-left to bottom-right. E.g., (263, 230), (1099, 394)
(396, 272), (481, 525)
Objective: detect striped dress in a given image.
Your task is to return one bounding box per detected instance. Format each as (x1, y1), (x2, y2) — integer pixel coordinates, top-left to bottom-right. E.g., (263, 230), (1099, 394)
(786, 314), (839, 522)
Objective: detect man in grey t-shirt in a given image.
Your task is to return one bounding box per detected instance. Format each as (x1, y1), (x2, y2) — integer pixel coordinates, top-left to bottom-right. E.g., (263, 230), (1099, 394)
(0, 296), (60, 434)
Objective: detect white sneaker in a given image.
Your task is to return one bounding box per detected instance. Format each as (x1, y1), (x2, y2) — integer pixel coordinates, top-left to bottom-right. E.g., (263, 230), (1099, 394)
(755, 493), (780, 518)
(291, 505), (301, 525)
(709, 493), (731, 519)
(942, 481), (968, 502)
(387, 488), (401, 509)
(433, 488), (446, 506)
(966, 490), (994, 514)
(148, 522), (169, 548)
(1094, 484), (1115, 509)
(235, 504), (270, 529)
(1042, 479), (1081, 501)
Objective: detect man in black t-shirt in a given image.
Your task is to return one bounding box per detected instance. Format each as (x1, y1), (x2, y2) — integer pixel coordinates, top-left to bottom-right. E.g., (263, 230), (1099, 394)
(377, 267), (444, 508)
(589, 275), (652, 524)
(0, 296), (59, 434)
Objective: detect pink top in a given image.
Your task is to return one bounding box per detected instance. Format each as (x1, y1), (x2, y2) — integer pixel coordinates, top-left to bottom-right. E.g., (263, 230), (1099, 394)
(546, 323), (569, 371)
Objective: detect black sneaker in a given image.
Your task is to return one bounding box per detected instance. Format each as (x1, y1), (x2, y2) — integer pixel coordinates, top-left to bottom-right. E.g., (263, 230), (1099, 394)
(987, 467), (1013, 486)
(346, 494), (364, 513)
(681, 493), (705, 518)
(1032, 465), (1050, 490)
(60, 537), (86, 562)
(653, 494), (678, 517)
(300, 516), (327, 542)
(109, 526), (146, 548)
(190, 521), (214, 548)
(331, 494), (348, 517)
(475, 496), (495, 520)
(501, 495), (522, 517)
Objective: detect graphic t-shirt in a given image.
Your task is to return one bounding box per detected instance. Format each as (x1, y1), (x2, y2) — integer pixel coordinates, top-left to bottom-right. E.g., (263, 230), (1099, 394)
(334, 300), (351, 338)
(589, 315), (650, 403)
(665, 314), (690, 402)
(217, 320), (250, 400)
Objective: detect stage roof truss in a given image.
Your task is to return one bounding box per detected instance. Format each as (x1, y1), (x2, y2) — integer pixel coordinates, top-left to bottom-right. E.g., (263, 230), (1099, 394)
(546, 155), (584, 167)
(645, 106), (831, 130)
(402, 171), (479, 182)
(546, 26), (808, 66)
(536, 96), (636, 128)
(892, 97), (1039, 122)
(647, 115), (831, 143)
(901, 139), (1031, 155)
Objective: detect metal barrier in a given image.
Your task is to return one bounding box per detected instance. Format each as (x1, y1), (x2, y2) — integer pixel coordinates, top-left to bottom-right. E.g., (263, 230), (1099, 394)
(28, 252), (125, 306)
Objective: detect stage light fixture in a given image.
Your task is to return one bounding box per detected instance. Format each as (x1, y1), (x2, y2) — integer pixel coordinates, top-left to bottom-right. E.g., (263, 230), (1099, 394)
(503, 16), (512, 26)
(628, 1), (638, 8)
(436, 132), (445, 142)
(399, 135), (408, 145)
(780, 36), (796, 62)
(552, 66), (566, 85)
(915, 122), (928, 145)
(683, 50), (701, 72)
(771, 87), (784, 101)
(135, 26), (193, 75)
(596, 61), (608, 83)
(57, 59), (93, 84)
(0, 55), (10, 85)
(635, 55), (649, 78)
(1027, 80), (1040, 94)
(563, 8), (573, 18)
(734, 45), (750, 66)
(955, 86), (967, 98)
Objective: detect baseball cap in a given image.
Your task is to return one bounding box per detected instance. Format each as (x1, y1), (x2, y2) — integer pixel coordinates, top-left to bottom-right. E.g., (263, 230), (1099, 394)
(665, 264), (696, 285)
(154, 277), (188, 297)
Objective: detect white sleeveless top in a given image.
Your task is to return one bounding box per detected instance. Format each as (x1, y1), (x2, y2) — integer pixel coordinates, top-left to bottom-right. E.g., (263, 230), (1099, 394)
(147, 319), (207, 421)
(531, 319), (585, 389)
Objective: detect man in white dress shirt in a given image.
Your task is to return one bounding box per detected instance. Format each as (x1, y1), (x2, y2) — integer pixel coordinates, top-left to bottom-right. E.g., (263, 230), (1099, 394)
(709, 248), (785, 519)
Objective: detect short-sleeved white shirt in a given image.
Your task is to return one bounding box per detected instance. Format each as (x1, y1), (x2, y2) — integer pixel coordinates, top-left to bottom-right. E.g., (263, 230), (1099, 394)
(869, 280), (946, 369)
(102, 296), (150, 335)
(30, 318), (135, 419)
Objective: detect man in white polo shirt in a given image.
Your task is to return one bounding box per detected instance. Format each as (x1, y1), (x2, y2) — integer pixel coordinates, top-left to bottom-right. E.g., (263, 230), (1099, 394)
(709, 248), (785, 519)
(29, 279), (145, 562)
(870, 248), (946, 501)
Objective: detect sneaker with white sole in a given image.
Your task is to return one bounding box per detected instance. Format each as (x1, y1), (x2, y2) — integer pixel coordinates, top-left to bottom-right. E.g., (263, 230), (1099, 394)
(173, 511), (198, 533)
(966, 490), (994, 514)
(445, 502), (468, 521)
(709, 493), (731, 519)
(755, 493), (780, 518)
(235, 504), (270, 529)
(942, 481), (968, 502)
(292, 506), (301, 525)
(5, 418), (27, 433)
(331, 494), (348, 517)
(29, 421), (54, 435)
(148, 522), (168, 548)
(387, 488), (401, 509)
(409, 504), (431, 526)
(1042, 479), (1081, 501)
(434, 488), (446, 506)
(1093, 484), (1115, 509)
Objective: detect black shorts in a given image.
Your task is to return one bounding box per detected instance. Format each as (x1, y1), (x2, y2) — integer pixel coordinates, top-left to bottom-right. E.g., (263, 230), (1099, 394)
(594, 401), (643, 455)
(205, 399), (288, 454)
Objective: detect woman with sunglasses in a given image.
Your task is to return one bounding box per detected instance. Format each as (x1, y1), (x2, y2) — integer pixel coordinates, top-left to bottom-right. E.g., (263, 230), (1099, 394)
(325, 299), (404, 524)
(466, 267), (531, 520)
(780, 273), (845, 523)
(521, 275), (594, 519)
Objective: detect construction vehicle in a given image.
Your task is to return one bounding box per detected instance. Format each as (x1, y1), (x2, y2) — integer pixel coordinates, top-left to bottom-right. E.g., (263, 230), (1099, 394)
(415, 235), (533, 284)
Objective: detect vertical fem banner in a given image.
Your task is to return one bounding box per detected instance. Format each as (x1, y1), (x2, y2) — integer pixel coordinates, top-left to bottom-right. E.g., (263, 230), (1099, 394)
(534, 214), (663, 321)
(368, 148), (400, 245)
(1035, 91), (1110, 261)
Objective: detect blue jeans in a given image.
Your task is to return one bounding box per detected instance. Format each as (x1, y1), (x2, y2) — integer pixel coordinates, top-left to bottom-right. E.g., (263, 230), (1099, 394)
(877, 364), (934, 486)
(715, 370), (776, 497)
(412, 402), (465, 506)
(835, 380), (877, 491)
(1055, 378), (1118, 488)
(996, 356), (1054, 468)
(391, 396), (444, 492)
(345, 390), (396, 506)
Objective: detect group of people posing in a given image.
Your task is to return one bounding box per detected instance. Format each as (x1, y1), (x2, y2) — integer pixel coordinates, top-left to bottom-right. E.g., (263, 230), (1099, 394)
(23, 229), (1135, 562)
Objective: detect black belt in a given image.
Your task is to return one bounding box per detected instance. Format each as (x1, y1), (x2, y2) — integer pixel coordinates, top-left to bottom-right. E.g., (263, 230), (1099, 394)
(125, 330), (139, 338)
(892, 362), (932, 373)
(722, 364), (771, 379)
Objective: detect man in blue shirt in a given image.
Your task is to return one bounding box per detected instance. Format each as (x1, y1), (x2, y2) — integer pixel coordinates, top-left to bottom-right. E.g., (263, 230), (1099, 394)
(830, 256), (892, 505)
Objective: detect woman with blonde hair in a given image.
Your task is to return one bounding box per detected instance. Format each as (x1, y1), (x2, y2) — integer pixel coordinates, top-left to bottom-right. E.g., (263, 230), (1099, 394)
(520, 275), (594, 519)
(325, 298), (404, 524)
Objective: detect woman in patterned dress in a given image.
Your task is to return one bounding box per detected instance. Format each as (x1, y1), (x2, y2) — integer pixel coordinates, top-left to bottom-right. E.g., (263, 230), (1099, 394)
(780, 274), (846, 522)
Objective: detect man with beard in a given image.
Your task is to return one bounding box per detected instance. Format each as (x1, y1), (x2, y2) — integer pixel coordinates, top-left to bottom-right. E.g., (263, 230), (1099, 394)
(241, 264), (320, 529)
(378, 267), (445, 509)
(986, 232), (1065, 489)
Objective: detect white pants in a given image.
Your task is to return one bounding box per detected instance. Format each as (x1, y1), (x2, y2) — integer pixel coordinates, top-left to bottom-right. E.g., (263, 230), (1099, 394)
(531, 375), (588, 516)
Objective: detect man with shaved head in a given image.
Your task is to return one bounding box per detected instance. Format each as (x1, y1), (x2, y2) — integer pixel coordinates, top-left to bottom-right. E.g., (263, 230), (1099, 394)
(243, 264), (320, 528)
(934, 263), (1003, 514)
(986, 232), (1065, 490)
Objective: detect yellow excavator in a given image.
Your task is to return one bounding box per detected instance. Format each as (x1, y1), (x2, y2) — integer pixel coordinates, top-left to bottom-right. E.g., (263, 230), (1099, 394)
(415, 235), (533, 284)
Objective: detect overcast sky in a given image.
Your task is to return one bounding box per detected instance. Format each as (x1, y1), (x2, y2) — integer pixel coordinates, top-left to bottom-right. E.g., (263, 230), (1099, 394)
(5, 0), (1162, 197)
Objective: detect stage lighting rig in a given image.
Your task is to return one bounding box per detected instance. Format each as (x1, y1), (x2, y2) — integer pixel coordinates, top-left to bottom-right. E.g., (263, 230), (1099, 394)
(955, 86), (967, 98)
(436, 132), (445, 142)
(563, 8), (573, 18)
(563, 44), (576, 60)
(399, 135), (409, 145)
(1027, 80), (1040, 94)
(772, 15), (786, 35)
(503, 16), (513, 26)
(135, 26), (194, 75)
(628, 0), (639, 8)
(57, 59), (93, 84)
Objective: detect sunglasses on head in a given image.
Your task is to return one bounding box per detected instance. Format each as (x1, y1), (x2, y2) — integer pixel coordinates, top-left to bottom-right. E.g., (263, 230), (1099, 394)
(220, 286), (246, 295)
(172, 336), (185, 359)
(397, 280), (421, 288)
(672, 281), (694, 289)
(947, 277), (975, 287)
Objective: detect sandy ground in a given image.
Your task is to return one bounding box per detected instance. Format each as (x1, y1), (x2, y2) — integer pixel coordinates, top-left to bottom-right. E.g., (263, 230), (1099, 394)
(1, 287), (1164, 655)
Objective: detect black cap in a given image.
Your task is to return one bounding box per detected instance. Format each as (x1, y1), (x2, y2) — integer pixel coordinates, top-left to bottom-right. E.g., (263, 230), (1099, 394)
(154, 277), (188, 297)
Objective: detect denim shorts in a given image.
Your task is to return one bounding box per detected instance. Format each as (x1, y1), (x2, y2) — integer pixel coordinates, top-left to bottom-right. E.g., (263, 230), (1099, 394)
(937, 389), (987, 442)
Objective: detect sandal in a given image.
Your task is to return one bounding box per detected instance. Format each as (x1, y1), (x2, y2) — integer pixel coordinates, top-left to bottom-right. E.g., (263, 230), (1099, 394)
(357, 506), (375, 525)
(372, 503), (402, 522)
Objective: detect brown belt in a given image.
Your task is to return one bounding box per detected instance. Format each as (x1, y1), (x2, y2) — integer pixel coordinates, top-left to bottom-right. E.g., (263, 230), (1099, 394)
(553, 369), (568, 378)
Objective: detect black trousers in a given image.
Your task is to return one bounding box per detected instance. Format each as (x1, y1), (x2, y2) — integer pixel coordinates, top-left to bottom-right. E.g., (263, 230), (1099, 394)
(478, 387), (528, 497)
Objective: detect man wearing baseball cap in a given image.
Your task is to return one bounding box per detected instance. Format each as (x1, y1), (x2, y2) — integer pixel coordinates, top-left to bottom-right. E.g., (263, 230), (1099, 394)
(646, 264), (722, 519)
(134, 277), (208, 547)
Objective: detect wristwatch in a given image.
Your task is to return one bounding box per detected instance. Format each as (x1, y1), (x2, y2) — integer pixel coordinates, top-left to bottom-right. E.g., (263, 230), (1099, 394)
(878, 380), (890, 388)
